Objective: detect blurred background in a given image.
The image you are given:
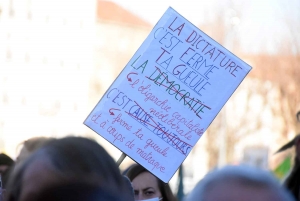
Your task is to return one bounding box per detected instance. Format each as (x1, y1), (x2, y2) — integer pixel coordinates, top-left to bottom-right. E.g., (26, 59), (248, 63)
(0, 0), (299, 197)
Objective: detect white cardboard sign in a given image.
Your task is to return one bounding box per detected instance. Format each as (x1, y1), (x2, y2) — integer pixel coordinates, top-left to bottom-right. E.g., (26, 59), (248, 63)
(84, 7), (252, 182)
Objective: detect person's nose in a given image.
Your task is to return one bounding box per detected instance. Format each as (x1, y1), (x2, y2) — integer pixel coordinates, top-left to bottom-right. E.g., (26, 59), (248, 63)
(135, 193), (143, 201)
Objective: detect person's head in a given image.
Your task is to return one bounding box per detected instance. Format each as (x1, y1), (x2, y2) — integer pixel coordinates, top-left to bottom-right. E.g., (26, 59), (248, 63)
(126, 164), (176, 201)
(0, 153), (14, 175)
(123, 175), (135, 200)
(6, 136), (133, 201)
(184, 165), (295, 201)
(16, 137), (55, 164)
(28, 180), (124, 201)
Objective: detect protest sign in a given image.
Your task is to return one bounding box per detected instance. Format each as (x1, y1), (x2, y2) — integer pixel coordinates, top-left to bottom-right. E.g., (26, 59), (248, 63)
(84, 7), (252, 182)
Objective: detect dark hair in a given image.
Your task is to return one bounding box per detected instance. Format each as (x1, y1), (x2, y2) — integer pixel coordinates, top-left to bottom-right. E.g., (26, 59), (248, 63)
(19, 137), (54, 152)
(126, 164), (177, 201)
(28, 180), (124, 201)
(16, 137), (55, 164)
(284, 157), (300, 200)
(0, 153), (15, 188)
(0, 153), (14, 166)
(6, 136), (133, 201)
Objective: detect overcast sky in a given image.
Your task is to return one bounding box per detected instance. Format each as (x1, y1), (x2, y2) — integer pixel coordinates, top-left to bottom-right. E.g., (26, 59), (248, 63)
(108, 0), (300, 54)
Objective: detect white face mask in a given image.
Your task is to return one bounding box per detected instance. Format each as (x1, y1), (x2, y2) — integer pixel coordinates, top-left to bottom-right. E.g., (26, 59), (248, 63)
(136, 197), (162, 201)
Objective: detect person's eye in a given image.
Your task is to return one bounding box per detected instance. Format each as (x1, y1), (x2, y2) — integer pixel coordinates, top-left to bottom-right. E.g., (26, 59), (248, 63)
(134, 191), (139, 196)
(145, 191), (155, 196)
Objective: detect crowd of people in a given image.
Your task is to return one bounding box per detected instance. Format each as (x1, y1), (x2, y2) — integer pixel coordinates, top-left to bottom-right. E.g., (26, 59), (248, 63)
(0, 135), (298, 201)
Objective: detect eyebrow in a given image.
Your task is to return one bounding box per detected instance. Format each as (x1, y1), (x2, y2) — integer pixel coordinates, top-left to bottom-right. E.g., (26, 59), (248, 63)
(134, 187), (154, 194)
(142, 187), (155, 191)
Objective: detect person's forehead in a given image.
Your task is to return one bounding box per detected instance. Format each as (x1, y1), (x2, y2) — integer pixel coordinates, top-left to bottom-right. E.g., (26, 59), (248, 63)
(132, 172), (159, 189)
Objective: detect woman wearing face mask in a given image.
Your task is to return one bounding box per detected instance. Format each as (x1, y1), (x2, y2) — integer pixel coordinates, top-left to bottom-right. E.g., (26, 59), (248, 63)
(125, 164), (177, 201)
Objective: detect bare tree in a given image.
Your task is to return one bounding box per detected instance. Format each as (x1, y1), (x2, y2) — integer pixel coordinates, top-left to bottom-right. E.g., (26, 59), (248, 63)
(200, 0), (300, 170)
